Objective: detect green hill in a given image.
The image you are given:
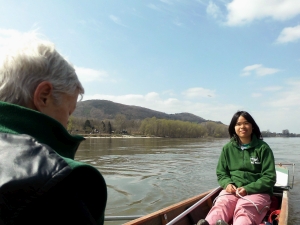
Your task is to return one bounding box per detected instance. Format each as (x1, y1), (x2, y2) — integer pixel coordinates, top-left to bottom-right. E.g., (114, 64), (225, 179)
(73, 100), (222, 124)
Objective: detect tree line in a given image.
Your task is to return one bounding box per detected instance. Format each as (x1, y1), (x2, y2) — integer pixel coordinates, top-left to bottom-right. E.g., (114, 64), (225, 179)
(139, 117), (228, 138)
(67, 113), (229, 138)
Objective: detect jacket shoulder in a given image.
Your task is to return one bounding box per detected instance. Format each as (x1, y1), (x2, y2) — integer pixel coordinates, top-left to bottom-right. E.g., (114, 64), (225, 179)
(0, 132), (72, 192)
(0, 133), (107, 224)
(222, 140), (237, 150)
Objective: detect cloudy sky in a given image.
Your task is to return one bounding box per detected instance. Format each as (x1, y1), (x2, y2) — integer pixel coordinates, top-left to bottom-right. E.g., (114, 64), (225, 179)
(1, 0), (300, 133)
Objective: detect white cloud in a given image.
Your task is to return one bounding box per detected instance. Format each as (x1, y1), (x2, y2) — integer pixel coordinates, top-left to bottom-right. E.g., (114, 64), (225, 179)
(257, 67), (280, 76)
(241, 64), (262, 76)
(225, 0), (300, 26)
(0, 29), (24, 50)
(0, 28), (21, 40)
(147, 4), (162, 11)
(263, 86), (283, 91)
(109, 15), (126, 27)
(195, 0), (207, 5)
(252, 93), (262, 97)
(145, 92), (161, 101)
(0, 29), (48, 62)
(173, 20), (183, 26)
(206, 1), (222, 19)
(241, 64), (280, 76)
(253, 108), (299, 133)
(182, 87), (215, 98)
(162, 89), (176, 96)
(264, 90), (300, 132)
(0, 29), (21, 60)
(75, 66), (109, 83)
(160, 0), (173, 5)
(276, 24), (300, 43)
(267, 78), (300, 107)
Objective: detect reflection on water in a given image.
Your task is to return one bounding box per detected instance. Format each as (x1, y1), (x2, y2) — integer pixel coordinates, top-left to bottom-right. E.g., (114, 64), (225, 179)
(75, 137), (300, 225)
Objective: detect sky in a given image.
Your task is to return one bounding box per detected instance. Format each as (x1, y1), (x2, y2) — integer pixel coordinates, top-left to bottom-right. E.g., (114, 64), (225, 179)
(0, 0), (300, 134)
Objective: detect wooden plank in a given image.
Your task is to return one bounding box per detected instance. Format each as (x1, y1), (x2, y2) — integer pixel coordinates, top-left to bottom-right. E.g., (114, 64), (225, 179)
(166, 187), (222, 225)
(278, 190), (288, 225)
(123, 190), (213, 225)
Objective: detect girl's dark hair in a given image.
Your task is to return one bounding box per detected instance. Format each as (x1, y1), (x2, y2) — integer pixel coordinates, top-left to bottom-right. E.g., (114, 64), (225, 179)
(228, 111), (263, 142)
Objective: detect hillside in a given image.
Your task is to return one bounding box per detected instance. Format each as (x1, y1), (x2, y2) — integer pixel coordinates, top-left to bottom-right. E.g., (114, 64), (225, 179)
(73, 100), (216, 124)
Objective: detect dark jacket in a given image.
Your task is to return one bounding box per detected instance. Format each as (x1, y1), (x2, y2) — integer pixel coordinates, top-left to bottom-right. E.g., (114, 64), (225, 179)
(0, 101), (107, 225)
(216, 135), (276, 195)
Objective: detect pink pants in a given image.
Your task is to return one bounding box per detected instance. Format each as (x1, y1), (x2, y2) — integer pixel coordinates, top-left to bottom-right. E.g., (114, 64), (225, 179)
(205, 190), (271, 225)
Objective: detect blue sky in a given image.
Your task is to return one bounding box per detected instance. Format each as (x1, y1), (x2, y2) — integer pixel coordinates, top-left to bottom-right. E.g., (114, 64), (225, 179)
(1, 0), (300, 133)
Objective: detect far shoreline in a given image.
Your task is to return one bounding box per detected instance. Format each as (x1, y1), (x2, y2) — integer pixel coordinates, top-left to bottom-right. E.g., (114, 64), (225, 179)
(84, 135), (162, 139)
(76, 134), (300, 139)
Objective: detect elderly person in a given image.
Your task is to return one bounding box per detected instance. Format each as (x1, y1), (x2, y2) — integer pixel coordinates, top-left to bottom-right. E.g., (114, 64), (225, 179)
(0, 33), (107, 224)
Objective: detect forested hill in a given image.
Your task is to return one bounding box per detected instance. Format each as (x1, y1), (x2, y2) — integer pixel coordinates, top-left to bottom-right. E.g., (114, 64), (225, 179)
(73, 100), (221, 124)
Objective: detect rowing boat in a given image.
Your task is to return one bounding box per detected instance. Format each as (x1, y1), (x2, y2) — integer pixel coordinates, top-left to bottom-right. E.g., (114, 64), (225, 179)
(122, 163), (294, 225)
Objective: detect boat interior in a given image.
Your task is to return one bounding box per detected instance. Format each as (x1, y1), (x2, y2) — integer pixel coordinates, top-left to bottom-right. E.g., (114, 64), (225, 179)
(165, 163), (294, 225)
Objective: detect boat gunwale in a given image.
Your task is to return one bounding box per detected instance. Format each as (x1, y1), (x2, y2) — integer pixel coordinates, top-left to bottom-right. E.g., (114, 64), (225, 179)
(123, 189), (214, 225)
(278, 190), (288, 225)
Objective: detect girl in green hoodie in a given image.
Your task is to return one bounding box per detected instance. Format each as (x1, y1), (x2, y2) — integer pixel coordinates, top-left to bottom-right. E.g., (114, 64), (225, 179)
(197, 111), (276, 225)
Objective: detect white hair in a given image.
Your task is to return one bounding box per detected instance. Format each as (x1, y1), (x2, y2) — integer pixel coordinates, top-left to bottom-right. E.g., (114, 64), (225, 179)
(0, 32), (84, 107)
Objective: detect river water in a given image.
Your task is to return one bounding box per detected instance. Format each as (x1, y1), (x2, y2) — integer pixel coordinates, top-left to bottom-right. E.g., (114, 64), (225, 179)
(76, 137), (299, 225)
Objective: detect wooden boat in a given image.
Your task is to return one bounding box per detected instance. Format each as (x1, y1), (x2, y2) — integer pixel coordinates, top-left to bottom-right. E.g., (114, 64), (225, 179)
(122, 163), (294, 225)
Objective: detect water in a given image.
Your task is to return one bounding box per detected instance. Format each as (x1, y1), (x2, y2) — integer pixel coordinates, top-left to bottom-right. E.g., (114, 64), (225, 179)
(76, 137), (300, 225)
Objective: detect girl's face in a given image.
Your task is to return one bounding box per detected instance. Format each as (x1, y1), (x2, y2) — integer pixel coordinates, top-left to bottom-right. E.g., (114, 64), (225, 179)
(235, 116), (253, 143)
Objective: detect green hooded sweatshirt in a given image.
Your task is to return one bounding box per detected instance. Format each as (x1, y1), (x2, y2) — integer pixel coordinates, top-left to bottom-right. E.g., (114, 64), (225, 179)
(216, 135), (276, 196)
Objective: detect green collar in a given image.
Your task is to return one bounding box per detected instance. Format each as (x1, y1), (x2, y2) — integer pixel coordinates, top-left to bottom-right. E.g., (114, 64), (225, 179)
(240, 143), (250, 150)
(0, 101), (84, 159)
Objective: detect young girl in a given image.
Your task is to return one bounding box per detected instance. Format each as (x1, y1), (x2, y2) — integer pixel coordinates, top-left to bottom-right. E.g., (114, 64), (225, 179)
(198, 111), (276, 225)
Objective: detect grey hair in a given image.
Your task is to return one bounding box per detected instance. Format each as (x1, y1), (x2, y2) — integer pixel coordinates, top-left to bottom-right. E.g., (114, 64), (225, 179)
(0, 32), (84, 107)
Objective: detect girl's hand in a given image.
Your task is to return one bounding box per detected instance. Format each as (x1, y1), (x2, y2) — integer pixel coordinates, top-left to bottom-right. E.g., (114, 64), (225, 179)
(225, 184), (236, 194)
(236, 187), (247, 197)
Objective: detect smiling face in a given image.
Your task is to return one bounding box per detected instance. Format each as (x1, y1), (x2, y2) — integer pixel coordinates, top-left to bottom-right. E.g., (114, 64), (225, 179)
(234, 116), (253, 144)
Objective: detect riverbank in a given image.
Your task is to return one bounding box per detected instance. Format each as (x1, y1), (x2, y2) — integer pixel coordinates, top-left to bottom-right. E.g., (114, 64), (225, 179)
(82, 134), (162, 138)
(81, 134), (224, 138)
(81, 134), (300, 139)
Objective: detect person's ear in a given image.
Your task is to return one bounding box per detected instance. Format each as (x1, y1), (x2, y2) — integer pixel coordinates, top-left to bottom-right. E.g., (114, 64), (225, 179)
(33, 81), (53, 112)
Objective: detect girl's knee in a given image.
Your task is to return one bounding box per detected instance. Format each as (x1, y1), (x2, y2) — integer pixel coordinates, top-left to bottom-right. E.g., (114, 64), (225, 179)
(233, 208), (256, 225)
